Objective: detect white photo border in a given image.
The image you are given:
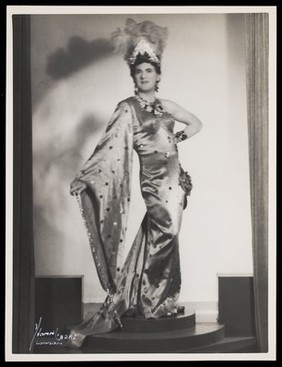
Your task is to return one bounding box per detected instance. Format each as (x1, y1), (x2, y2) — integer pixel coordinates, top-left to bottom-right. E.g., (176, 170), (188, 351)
(6, 5), (277, 362)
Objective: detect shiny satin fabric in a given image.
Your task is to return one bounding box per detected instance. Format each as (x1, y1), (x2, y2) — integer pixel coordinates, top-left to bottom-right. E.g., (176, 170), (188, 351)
(75, 101), (134, 294)
(68, 97), (186, 348)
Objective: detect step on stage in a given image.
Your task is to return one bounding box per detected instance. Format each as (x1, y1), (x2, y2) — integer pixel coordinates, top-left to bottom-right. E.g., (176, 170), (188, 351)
(82, 305), (224, 353)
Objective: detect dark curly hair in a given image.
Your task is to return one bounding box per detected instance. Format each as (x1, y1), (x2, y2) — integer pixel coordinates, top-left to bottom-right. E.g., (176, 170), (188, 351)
(129, 53), (161, 80)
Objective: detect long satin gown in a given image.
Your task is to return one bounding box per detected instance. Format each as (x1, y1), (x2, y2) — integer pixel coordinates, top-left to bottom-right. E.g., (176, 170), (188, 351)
(67, 96), (186, 348)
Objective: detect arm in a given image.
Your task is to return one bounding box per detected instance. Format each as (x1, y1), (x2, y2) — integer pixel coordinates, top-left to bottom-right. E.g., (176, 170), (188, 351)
(161, 99), (202, 140)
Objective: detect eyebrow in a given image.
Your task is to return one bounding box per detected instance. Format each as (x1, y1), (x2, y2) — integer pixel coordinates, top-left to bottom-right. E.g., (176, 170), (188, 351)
(136, 66), (153, 72)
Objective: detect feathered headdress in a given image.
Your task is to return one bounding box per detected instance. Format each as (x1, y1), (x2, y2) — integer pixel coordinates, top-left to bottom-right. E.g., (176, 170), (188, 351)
(111, 18), (168, 66)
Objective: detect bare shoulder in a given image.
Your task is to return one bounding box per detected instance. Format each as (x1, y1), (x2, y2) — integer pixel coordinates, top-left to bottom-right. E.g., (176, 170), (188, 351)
(159, 98), (184, 115)
(159, 98), (202, 127)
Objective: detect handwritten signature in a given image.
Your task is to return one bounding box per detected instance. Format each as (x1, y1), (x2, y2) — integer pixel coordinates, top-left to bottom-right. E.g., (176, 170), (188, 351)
(29, 317), (73, 351)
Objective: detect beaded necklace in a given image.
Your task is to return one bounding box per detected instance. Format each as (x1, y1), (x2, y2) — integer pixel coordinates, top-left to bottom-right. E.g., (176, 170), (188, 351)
(135, 94), (164, 116)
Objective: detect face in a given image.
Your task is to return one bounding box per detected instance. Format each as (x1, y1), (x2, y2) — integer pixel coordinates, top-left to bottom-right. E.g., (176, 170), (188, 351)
(133, 62), (160, 93)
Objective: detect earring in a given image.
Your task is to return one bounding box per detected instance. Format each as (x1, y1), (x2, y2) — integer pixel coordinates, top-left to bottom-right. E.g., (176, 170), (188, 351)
(134, 84), (138, 95)
(155, 81), (160, 92)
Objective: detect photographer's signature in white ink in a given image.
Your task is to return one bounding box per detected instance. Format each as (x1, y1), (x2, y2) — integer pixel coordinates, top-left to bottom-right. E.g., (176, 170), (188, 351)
(29, 316), (73, 351)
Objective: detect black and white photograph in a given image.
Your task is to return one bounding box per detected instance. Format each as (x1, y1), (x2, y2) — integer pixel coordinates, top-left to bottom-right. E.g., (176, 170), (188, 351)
(6, 5), (276, 362)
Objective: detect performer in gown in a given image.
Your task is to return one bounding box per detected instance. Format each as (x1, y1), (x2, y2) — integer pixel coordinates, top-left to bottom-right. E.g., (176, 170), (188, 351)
(67, 19), (202, 348)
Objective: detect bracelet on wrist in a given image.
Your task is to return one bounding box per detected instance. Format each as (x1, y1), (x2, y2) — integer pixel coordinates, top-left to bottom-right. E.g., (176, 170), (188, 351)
(175, 130), (188, 142)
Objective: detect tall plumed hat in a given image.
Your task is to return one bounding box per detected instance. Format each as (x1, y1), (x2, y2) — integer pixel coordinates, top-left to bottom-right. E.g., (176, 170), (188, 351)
(111, 18), (168, 66)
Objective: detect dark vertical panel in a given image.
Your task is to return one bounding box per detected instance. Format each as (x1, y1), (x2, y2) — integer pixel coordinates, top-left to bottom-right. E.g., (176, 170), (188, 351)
(245, 13), (269, 353)
(12, 14), (35, 353)
(218, 276), (256, 336)
(34, 277), (82, 331)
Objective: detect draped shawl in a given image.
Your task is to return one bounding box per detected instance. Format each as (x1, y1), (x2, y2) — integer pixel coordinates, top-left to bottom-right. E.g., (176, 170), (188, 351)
(75, 99), (137, 294)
